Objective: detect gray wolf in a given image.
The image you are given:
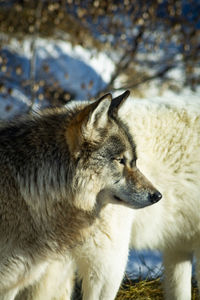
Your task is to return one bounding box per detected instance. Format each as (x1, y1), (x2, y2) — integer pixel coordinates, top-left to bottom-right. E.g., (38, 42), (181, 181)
(0, 91), (161, 300)
(19, 93), (200, 300)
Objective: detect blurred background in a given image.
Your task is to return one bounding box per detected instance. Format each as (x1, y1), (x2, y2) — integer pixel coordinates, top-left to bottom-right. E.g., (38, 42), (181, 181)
(0, 0), (199, 279)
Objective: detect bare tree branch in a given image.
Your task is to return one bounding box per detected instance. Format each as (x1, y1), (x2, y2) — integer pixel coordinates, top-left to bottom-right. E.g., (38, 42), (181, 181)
(112, 65), (175, 91)
(95, 26), (145, 97)
(28, 1), (43, 113)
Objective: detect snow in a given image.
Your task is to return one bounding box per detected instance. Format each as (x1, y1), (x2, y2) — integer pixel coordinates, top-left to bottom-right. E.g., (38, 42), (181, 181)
(0, 38), (115, 118)
(0, 36), (199, 279)
(36, 39), (115, 98)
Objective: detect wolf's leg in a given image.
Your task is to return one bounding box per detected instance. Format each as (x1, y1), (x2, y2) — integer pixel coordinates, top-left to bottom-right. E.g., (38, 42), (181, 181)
(16, 258), (75, 300)
(74, 214), (132, 300)
(77, 246), (128, 300)
(163, 250), (192, 300)
(193, 248), (200, 295)
(0, 289), (18, 300)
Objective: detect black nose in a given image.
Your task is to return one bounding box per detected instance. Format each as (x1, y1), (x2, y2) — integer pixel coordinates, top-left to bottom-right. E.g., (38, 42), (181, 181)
(149, 191), (162, 204)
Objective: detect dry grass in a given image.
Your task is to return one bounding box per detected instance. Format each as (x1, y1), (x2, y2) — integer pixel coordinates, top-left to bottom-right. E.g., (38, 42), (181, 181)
(116, 277), (199, 300)
(116, 278), (163, 300)
(73, 276), (199, 299)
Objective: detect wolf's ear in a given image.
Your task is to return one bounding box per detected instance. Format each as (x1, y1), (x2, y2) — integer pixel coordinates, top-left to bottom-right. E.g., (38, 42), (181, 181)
(83, 93), (112, 140)
(109, 90), (130, 116)
(67, 93), (112, 156)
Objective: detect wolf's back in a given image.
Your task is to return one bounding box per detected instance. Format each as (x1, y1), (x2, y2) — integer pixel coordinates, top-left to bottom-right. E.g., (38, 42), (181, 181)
(120, 96), (200, 250)
(0, 110), (72, 237)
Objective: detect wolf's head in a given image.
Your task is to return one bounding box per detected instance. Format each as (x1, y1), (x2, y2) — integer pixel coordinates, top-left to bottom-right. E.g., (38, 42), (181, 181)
(67, 91), (162, 211)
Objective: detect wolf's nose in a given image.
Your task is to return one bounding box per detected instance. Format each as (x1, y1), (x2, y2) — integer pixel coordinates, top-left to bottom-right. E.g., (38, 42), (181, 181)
(149, 191), (162, 204)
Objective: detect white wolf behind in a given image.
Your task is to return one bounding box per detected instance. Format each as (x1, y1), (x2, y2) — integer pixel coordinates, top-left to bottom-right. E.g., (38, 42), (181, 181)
(122, 95), (200, 300)
(17, 94), (200, 300)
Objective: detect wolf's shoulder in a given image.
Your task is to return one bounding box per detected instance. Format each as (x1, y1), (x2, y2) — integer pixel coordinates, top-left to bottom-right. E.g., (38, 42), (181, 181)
(121, 94), (200, 114)
(120, 94), (200, 129)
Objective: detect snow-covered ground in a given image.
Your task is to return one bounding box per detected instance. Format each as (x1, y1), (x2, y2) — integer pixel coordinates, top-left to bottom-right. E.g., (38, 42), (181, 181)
(0, 37), (199, 279)
(0, 38), (115, 118)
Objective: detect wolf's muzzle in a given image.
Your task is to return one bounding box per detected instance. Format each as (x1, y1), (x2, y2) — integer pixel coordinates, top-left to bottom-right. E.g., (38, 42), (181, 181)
(148, 191), (162, 204)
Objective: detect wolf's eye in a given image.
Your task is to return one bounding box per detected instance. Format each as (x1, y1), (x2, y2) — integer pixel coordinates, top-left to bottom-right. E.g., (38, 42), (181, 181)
(117, 157), (126, 165)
